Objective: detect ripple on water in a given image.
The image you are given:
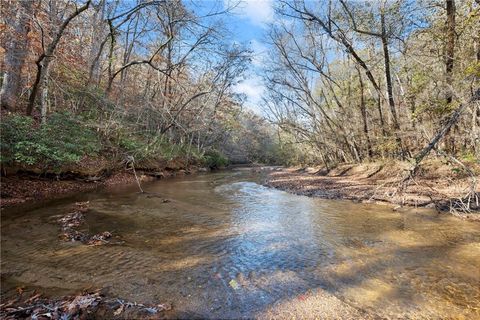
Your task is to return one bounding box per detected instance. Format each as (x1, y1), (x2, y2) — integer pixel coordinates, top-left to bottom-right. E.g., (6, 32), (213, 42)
(1, 171), (480, 319)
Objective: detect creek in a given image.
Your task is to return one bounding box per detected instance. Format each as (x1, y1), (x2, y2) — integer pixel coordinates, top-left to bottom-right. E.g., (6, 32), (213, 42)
(1, 168), (479, 318)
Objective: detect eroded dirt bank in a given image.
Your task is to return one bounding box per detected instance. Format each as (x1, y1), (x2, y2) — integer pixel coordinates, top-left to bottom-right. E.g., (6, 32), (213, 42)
(0, 167), (203, 208)
(264, 160), (480, 219)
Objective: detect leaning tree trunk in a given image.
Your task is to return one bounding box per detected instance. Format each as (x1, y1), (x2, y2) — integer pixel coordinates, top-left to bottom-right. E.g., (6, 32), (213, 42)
(26, 0), (91, 116)
(410, 89), (480, 176)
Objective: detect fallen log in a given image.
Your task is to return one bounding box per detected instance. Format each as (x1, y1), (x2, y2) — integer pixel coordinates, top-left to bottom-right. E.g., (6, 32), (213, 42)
(397, 89), (480, 213)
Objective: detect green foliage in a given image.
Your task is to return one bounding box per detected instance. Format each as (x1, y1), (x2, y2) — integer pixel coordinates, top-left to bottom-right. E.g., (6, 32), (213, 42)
(115, 133), (152, 161)
(410, 71), (428, 95)
(203, 149), (229, 169)
(1, 115), (36, 165)
(1, 113), (100, 168)
(450, 167), (462, 174)
(0, 111), (220, 172)
(275, 143), (303, 166)
(461, 152), (478, 164)
(464, 62), (480, 78)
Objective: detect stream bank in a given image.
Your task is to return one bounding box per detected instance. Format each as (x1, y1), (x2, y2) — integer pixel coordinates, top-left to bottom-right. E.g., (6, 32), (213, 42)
(2, 169), (479, 318)
(264, 160), (480, 220)
(0, 165), (206, 208)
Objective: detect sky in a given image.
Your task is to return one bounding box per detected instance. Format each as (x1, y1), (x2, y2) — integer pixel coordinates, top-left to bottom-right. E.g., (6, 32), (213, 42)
(189, 0), (275, 113)
(225, 0), (273, 113)
(223, 0), (274, 112)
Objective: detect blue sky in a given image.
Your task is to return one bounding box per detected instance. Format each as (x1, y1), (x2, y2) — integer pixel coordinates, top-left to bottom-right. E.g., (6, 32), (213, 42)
(189, 0), (275, 112)
(225, 0), (272, 113)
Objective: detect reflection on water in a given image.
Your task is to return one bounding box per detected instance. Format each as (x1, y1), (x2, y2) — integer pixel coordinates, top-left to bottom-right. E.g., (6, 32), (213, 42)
(1, 170), (480, 318)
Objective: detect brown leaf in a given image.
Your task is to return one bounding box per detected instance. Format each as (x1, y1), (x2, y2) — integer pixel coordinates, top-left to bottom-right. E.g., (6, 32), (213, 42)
(25, 293), (42, 303)
(113, 304), (124, 316)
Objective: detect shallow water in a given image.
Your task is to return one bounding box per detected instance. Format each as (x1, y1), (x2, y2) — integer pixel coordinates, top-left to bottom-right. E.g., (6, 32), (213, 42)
(2, 169), (480, 318)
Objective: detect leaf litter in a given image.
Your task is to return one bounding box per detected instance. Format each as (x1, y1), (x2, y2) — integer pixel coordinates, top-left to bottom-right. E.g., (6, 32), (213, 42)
(0, 289), (172, 319)
(58, 201), (113, 245)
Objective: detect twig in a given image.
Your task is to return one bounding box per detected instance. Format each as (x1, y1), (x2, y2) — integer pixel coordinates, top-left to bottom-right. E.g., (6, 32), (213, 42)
(434, 148), (478, 214)
(125, 155), (144, 193)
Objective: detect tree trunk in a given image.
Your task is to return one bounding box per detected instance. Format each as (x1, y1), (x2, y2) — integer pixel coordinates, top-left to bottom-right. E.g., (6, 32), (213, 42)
(445, 0), (455, 104)
(86, 0), (107, 86)
(381, 13), (399, 131)
(40, 61), (51, 124)
(26, 0), (91, 116)
(380, 12), (405, 158)
(445, 0), (457, 153)
(1, 1), (33, 111)
(358, 69), (373, 158)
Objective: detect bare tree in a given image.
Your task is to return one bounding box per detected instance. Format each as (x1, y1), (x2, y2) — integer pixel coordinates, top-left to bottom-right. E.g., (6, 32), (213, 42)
(26, 0), (92, 120)
(445, 0), (456, 104)
(1, 1), (34, 111)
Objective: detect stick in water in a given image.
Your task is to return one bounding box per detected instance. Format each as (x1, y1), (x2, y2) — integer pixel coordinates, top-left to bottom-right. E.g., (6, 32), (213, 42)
(127, 155), (144, 193)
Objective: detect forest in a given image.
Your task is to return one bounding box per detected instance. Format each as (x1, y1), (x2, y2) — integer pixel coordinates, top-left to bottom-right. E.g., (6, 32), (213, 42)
(264, 0), (479, 166)
(1, 1), (480, 319)
(1, 0), (478, 169)
(2, 0), (479, 212)
(1, 0), (282, 177)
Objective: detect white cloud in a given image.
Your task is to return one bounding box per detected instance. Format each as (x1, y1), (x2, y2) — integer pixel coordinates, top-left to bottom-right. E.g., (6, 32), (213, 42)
(250, 39), (268, 67)
(233, 75), (265, 112)
(226, 0), (274, 27)
(243, 0), (274, 26)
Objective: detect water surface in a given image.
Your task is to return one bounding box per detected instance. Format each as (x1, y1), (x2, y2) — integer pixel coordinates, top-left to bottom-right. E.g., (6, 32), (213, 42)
(2, 169), (480, 318)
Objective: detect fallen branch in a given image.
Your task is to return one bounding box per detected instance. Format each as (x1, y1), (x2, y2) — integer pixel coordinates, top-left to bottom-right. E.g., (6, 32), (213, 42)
(0, 289), (172, 319)
(124, 155), (144, 193)
(396, 89), (480, 211)
(409, 89), (479, 176)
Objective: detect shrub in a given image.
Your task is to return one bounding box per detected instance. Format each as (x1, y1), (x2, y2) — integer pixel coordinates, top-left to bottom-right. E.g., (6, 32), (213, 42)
(116, 134), (149, 160)
(0, 114), (36, 165)
(203, 149), (229, 169)
(0, 113), (100, 168)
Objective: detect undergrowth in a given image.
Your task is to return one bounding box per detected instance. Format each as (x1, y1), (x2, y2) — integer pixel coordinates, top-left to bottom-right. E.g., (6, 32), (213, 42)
(0, 112), (227, 173)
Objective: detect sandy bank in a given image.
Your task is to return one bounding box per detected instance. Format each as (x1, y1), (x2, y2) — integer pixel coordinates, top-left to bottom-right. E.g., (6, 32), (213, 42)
(264, 160), (479, 220)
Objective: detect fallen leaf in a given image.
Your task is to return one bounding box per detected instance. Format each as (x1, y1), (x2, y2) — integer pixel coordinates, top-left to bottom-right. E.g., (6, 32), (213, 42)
(113, 304), (124, 316)
(25, 293), (42, 303)
(229, 279), (239, 290)
(157, 303), (172, 311)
